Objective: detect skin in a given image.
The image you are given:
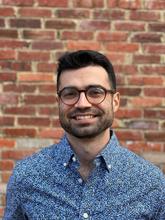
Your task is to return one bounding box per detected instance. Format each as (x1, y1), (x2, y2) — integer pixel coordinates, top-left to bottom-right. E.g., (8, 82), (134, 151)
(57, 65), (120, 180)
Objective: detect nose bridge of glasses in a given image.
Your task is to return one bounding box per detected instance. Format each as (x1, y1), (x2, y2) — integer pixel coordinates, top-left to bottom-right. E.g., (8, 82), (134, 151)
(75, 90), (91, 106)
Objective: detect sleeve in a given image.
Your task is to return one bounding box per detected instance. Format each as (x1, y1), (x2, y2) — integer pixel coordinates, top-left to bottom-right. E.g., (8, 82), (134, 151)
(3, 166), (27, 220)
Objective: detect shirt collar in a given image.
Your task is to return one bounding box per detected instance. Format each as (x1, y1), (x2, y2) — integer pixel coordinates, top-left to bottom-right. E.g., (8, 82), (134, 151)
(58, 130), (120, 171)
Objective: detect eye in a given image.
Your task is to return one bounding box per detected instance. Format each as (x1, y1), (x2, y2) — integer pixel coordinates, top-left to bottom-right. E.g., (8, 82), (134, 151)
(61, 88), (78, 99)
(87, 87), (105, 98)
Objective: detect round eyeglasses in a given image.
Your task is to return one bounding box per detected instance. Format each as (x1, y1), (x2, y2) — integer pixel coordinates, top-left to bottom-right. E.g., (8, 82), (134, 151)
(57, 86), (115, 106)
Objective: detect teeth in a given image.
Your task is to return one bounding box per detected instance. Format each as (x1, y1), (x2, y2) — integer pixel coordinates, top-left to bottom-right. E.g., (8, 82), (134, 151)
(75, 115), (94, 120)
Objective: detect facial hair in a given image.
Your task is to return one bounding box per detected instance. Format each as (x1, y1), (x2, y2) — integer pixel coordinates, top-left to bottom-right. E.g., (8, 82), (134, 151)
(59, 106), (114, 139)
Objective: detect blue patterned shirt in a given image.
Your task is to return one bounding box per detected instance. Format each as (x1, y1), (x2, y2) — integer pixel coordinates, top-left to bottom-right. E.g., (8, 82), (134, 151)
(3, 131), (165, 220)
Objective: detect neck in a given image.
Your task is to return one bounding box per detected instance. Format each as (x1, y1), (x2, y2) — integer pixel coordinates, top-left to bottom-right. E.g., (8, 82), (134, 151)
(66, 129), (111, 164)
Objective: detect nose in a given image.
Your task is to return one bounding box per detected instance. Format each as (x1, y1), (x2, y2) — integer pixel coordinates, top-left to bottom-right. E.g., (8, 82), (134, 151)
(74, 92), (92, 108)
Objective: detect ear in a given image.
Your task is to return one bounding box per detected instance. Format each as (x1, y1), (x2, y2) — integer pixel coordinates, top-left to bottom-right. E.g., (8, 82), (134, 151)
(112, 92), (120, 113)
(56, 94), (60, 104)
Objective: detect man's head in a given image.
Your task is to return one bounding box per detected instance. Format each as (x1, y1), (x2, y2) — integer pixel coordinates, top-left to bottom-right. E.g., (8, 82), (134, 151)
(57, 50), (116, 92)
(56, 50), (120, 139)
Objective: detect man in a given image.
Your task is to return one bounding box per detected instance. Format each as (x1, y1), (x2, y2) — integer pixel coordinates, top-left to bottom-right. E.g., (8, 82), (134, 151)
(3, 50), (165, 219)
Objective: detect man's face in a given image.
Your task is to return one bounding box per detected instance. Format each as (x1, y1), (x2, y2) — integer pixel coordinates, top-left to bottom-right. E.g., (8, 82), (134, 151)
(57, 65), (120, 139)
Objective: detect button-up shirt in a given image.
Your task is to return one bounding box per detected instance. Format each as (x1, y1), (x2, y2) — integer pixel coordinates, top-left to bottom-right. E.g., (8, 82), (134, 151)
(3, 131), (165, 219)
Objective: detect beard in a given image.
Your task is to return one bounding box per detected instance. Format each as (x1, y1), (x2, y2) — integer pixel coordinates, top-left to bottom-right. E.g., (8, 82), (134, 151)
(59, 107), (114, 139)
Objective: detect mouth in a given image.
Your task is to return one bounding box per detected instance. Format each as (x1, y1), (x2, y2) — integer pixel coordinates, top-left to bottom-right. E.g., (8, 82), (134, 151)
(74, 115), (96, 121)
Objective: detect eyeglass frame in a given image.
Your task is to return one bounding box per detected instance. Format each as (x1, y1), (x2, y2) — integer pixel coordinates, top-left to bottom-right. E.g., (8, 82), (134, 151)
(57, 85), (115, 106)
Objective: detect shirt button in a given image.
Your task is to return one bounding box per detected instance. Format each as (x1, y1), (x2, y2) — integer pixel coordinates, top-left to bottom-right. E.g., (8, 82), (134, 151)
(63, 162), (67, 167)
(83, 213), (89, 219)
(107, 164), (111, 169)
(72, 156), (76, 162)
(78, 178), (83, 184)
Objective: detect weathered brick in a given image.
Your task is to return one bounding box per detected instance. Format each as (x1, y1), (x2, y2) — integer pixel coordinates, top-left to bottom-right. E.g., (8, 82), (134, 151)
(24, 95), (56, 105)
(1, 172), (12, 183)
(3, 83), (36, 93)
(61, 31), (93, 40)
(38, 84), (56, 93)
(107, 0), (117, 7)
(4, 128), (37, 137)
(127, 76), (163, 86)
(0, 62), (31, 71)
(0, 72), (16, 81)
(105, 43), (139, 53)
(73, 0), (104, 8)
(143, 44), (165, 53)
(118, 0), (141, 9)
(0, 94), (18, 105)
(131, 33), (161, 43)
(140, 66), (164, 75)
(114, 65), (138, 75)
(133, 55), (160, 64)
(38, 107), (58, 115)
(118, 87), (141, 96)
(79, 20), (110, 31)
(16, 138), (54, 149)
(115, 22), (145, 31)
(32, 41), (63, 50)
(23, 30), (55, 40)
(144, 88), (165, 97)
(0, 29), (18, 38)
(125, 120), (158, 130)
(0, 50), (16, 60)
(97, 32), (128, 41)
(130, 11), (160, 21)
(18, 72), (54, 82)
(2, 0), (34, 6)
(0, 40), (29, 49)
(130, 97), (162, 107)
(145, 132), (165, 142)
(10, 19), (41, 28)
(93, 10), (111, 20)
(67, 41), (101, 51)
(19, 8), (51, 17)
(18, 117), (50, 126)
(2, 149), (36, 160)
(110, 10), (125, 20)
(18, 51), (50, 61)
(116, 130), (143, 141)
(56, 9), (90, 19)
(45, 20), (76, 29)
(39, 128), (64, 139)
(0, 7), (15, 16)
(0, 117), (14, 126)
(4, 106), (35, 115)
(0, 19), (5, 27)
(37, 0), (68, 7)
(0, 160), (14, 171)
(116, 109), (142, 119)
(149, 23), (165, 32)
(37, 63), (56, 72)
(0, 139), (15, 148)
(144, 109), (165, 119)
(144, 0), (165, 10)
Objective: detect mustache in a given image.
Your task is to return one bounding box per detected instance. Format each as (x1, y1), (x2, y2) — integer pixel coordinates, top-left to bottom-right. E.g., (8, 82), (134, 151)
(68, 107), (103, 117)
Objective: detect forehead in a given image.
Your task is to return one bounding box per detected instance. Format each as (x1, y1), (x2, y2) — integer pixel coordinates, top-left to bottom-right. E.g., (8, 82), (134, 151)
(58, 65), (110, 89)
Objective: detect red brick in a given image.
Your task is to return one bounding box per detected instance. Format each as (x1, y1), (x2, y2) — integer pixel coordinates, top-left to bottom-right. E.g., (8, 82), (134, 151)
(0, 139), (15, 148)
(0, 117), (14, 126)
(116, 130), (143, 141)
(0, 94), (18, 105)
(143, 44), (165, 53)
(131, 33), (161, 43)
(0, 7), (15, 16)
(144, 109), (165, 119)
(67, 41), (101, 51)
(45, 20), (75, 29)
(140, 66), (164, 75)
(127, 76), (163, 86)
(19, 8), (51, 17)
(32, 41), (63, 50)
(118, 87), (141, 96)
(145, 132), (165, 142)
(114, 65), (138, 75)
(37, 0), (68, 7)
(0, 160), (14, 170)
(0, 72), (16, 81)
(0, 62), (31, 71)
(0, 40), (29, 49)
(97, 32), (128, 41)
(3, 83), (36, 93)
(126, 141), (162, 153)
(39, 128), (64, 139)
(130, 97), (162, 107)
(38, 84), (56, 93)
(118, 0), (141, 9)
(144, 88), (165, 97)
(133, 55), (160, 64)
(37, 63), (56, 72)
(130, 11), (160, 21)
(10, 19), (41, 28)
(110, 10), (125, 20)
(145, 0), (165, 9)
(2, 0), (34, 6)
(52, 118), (61, 127)
(149, 23), (165, 32)
(0, 207), (5, 218)
(56, 9), (90, 19)
(93, 10), (111, 20)
(4, 128), (37, 137)
(61, 31), (93, 40)
(1, 172), (12, 183)
(107, 0), (117, 7)
(79, 20), (110, 31)
(0, 19), (5, 27)
(0, 50), (16, 60)
(105, 43), (139, 53)
(106, 53), (125, 65)
(4, 106), (35, 115)
(18, 72), (54, 82)
(18, 51), (50, 61)
(24, 95), (56, 105)
(125, 120), (158, 130)
(18, 117), (50, 126)
(73, 0), (103, 8)
(115, 22), (145, 31)
(0, 29), (18, 38)
(2, 149), (36, 160)
(39, 107), (58, 115)
(116, 109), (142, 119)
(23, 30), (55, 40)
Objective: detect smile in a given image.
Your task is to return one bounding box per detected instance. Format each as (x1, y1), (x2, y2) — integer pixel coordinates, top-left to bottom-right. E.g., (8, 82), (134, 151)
(73, 115), (96, 120)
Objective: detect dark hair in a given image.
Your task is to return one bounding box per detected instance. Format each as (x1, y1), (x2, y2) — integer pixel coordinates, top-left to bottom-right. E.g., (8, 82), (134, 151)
(56, 50), (116, 91)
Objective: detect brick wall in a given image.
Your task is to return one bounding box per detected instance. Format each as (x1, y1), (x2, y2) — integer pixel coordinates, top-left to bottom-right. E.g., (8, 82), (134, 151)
(0, 0), (165, 217)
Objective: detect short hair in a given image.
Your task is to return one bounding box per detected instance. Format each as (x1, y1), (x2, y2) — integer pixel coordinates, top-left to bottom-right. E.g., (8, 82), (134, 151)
(56, 50), (116, 91)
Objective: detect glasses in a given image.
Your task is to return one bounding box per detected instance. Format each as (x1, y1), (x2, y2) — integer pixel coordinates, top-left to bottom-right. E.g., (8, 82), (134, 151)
(57, 86), (115, 106)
